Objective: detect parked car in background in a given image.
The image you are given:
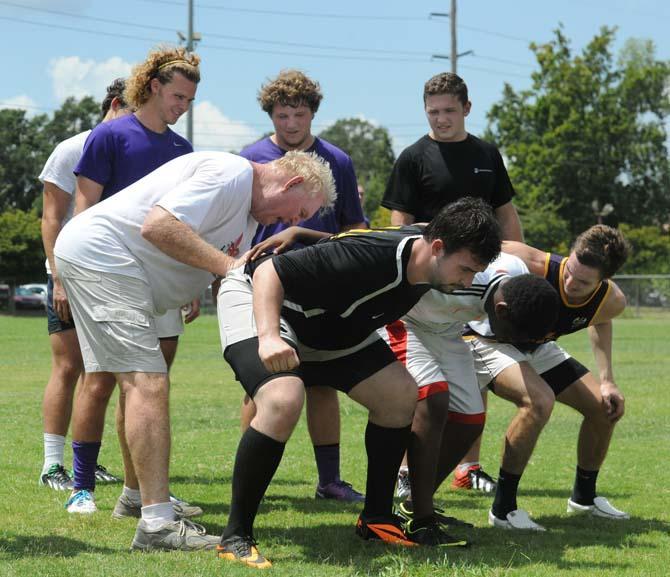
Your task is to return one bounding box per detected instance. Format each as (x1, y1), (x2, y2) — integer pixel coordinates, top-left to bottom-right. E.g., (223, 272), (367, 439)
(20, 283), (48, 308)
(13, 285), (47, 310)
(0, 283), (9, 309)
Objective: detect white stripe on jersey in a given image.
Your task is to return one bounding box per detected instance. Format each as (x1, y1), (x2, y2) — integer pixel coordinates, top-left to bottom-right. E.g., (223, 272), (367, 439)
(281, 235), (421, 320)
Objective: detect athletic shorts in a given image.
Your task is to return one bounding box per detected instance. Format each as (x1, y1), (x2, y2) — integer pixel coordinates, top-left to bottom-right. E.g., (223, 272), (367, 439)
(47, 274), (76, 335)
(155, 308), (184, 340)
(468, 337), (589, 396)
(48, 274), (181, 340)
(56, 258), (167, 374)
(218, 266), (396, 396)
(379, 320), (485, 424)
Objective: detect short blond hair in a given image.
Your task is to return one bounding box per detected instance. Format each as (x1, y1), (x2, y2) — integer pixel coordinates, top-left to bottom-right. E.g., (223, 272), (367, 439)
(125, 45), (200, 109)
(273, 151), (336, 209)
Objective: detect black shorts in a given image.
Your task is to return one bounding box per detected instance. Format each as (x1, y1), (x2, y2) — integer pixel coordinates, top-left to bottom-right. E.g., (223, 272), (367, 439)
(224, 337), (396, 398)
(540, 357), (589, 396)
(47, 274), (76, 335)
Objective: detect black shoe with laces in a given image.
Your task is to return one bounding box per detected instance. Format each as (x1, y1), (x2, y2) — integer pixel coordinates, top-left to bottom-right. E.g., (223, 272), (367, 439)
(396, 501), (474, 529)
(94, 464), (122, 483)
(217, 535), (272, 569)
(404, 517), (469, 547)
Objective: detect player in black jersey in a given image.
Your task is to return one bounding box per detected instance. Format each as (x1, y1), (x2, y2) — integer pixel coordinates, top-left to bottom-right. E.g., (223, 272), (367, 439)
(215, 198), (501, 566)
(467, 225), (631, 530)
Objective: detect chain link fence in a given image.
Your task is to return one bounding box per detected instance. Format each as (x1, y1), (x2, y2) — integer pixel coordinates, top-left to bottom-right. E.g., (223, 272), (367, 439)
(613, 275), (670, 317)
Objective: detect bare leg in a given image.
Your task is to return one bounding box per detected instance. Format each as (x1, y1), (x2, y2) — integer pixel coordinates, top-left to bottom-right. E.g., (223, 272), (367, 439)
(406, 392), (450, 519)
(117, 371), (171, 506)
(43, 329), (83, 437)
(557, 372), (616, 472)
(457, 390), (488, 466)
(492, 363), (555, 475)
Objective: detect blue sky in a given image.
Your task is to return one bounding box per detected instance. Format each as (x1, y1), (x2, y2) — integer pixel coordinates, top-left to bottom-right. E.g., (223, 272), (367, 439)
(1, 0), (668, 155)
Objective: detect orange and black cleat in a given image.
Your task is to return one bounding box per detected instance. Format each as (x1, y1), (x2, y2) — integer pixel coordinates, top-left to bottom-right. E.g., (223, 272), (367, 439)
(217, 535), (272, 569)
(355, 514), (418, 547)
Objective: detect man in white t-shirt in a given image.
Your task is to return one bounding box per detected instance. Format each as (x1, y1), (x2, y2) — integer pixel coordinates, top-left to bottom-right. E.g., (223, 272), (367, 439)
(54, 150), (336, 551)
(39, 79), (131, 491)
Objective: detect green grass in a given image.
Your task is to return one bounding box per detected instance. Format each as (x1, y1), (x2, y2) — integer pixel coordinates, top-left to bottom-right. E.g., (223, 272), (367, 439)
(1, 312), (669, 576)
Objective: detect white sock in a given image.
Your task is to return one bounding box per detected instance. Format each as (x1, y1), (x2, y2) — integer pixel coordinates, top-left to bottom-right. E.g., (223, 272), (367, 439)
(141, 502), (176, 530)
(43, 433), (66, 474)
(457, 461), (479, 473)
(122, 485), (142, 506)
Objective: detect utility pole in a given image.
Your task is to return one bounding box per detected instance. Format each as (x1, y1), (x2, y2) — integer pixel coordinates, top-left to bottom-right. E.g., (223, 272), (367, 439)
(177, 0), (200, 144)
(450, 0), (457, 73)
(186, 0), (194, 144)
(430, 2), (472, 74)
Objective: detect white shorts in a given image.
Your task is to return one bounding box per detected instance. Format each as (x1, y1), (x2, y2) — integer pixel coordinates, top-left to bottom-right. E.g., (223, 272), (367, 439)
(468, 337), (572, 389)
(56, 258), (167, 374)
(217, 266), (297, 349)
(379, 320), (485, 422)
(155, 308), (184, 339)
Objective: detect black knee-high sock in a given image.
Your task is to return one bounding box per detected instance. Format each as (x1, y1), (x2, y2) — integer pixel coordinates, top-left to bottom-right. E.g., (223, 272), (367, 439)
(362, 421), (411, 518)
(222, 427), (286, 540)
(492, 468), (522, 518)
(571, 466), (599, 505)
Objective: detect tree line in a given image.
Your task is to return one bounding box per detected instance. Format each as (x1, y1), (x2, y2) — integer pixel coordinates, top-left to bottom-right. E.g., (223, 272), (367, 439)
(1, 27), (669, 286)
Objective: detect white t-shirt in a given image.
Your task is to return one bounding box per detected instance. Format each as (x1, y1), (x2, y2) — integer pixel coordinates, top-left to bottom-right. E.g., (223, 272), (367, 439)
(403, 252), (529, 337)
(55, 152), (257, 313)
(38, 130), (91, 274)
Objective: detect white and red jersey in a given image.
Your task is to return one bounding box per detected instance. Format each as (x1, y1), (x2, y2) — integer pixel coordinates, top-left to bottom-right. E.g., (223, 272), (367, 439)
(404, 252), (529, 336)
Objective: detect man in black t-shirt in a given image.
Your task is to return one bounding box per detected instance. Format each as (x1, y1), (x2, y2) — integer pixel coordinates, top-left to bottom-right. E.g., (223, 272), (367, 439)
(215, 198), (502, 567)
(383, 72), (522, 241)
(383, 73), (524, 491)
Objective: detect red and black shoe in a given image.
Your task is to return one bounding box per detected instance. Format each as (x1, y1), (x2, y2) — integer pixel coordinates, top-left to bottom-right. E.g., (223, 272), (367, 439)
(355, 514), (417, 547)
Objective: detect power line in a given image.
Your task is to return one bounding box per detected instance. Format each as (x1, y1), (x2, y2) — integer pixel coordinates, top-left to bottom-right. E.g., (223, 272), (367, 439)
(137, 0), (534, 43)
(0, 1), (175, 33)
(0, 15), (163, 45)
(1, 2), (535, 69)
(137, 0), (428, 22)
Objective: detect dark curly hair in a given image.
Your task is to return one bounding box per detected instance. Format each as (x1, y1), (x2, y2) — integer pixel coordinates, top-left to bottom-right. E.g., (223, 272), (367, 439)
(101, 78), (126, 117)
(423, 72), (468, 105)
(257, 69), (323, 115)
(501, 275), (559, 341)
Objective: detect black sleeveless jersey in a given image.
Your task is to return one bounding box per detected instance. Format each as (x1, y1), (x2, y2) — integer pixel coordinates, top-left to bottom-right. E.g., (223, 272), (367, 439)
(544, 253), (611, 339)
(265, 226), (431, 350)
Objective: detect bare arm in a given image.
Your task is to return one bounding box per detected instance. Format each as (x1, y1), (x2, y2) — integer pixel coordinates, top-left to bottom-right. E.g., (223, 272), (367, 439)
(495, 201), (524, 241)
(248, 226), (331, 261)
(390, 209), (415, 226)
(588, 320), (624, 422)
(501, 240), (547, 276)
(252, 260), (300, 372)
(588, 283), (627, 421)
(74, 175), (104, 215)
(141, 206), (245, 277)
(41, 182), (72, 321)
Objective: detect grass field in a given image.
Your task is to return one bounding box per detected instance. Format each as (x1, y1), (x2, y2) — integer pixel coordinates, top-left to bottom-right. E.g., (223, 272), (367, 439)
(1, 312), (669, 576)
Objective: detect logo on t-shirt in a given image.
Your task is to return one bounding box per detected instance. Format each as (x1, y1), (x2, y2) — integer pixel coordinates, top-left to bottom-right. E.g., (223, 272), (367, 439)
(221, 234), (243, 257)
(474, 168), (493, 174)
(571, 316), (589, 329)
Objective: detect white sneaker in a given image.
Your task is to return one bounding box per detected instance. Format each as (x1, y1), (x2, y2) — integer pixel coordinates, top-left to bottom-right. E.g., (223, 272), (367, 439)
(65, 489), (97, 514)
(567, 496), (629, 520)
(488, 509), (546, 531)
(396, 469), (411, 500)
